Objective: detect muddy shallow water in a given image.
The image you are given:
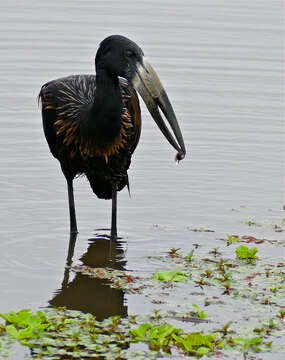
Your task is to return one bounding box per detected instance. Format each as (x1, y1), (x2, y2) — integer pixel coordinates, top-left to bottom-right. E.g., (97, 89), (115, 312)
(0, 0), (284, 358)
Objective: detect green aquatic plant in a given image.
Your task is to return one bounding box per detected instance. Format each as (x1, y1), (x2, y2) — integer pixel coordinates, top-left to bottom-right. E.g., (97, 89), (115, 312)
(1, 238), (285, 359)
(235, 245), (258, 261)
(242, 219), (259, 226)
(230, 336), (263, 359)
(173, 331), (223, 356)
(270, 285), (285, 293)
(185, 249), (194, 262)
(129, 322), (223, 356)
(227, 234), (241, 245)
(0, 309), (215, 358)
(192, 304), (208, 319)
(152, 269), (188, 282)
(0, 297), (284, 359)
(0, 309), (130, 359)
(0, 309), (51, 341)
(150, 309), (162, 321)
(216, 321), (233, 337)
(73, 265), (145, 293)
(129, 322), (181, 347)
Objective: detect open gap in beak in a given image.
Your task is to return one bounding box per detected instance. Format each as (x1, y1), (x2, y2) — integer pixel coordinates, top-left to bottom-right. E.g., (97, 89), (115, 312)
(132, 58), (186, 161)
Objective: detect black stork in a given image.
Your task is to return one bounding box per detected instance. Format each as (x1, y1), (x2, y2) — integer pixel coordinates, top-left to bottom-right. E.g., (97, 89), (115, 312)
(39, 35), (186, 239)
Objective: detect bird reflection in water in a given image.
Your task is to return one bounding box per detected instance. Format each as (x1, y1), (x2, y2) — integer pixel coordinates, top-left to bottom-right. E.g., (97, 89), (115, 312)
(49, 233), (127, 321)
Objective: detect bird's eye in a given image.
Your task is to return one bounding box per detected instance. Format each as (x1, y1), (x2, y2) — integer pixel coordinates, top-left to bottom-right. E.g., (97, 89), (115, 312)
(126, 50), (133, 58)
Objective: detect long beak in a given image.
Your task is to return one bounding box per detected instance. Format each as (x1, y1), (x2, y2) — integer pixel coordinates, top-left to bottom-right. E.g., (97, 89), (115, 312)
(132, 57), (186, 161)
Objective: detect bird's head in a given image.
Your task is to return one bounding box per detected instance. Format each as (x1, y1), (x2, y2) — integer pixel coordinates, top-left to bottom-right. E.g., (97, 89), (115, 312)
(95, 35), (186, 160)
(95, 35), (144, 80)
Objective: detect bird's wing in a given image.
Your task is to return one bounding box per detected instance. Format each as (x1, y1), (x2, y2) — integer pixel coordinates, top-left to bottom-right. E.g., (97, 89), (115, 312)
(119, 78), (141, 154)
(39, 75), (96, 160)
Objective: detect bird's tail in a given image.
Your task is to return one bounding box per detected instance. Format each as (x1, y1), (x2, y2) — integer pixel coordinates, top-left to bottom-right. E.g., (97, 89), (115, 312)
(87, 174), (129, 200)
(87, 174), (112, 199)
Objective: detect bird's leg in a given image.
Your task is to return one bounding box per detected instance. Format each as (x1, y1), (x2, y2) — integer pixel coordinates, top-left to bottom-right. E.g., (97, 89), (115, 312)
(111, 184), (118, 240)
(66, 178), (78, 234)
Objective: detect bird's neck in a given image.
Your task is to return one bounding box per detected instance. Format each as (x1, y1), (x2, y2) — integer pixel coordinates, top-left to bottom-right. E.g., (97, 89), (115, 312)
(87, 69), (122, 147)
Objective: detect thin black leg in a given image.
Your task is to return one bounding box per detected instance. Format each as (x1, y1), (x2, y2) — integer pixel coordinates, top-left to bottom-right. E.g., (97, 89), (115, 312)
(111, 184), (117, 240)
(67, 178), (78, 234)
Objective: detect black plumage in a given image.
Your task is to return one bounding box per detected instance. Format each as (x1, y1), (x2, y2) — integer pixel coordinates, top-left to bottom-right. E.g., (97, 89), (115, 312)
(40, 75), (140, 198)
(39, 35), (186, 238)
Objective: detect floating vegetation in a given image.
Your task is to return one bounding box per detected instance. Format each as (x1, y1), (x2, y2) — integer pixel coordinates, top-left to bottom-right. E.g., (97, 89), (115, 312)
(240, 217), (285, 233)
(130, 323), (222, 356)
(221, 234), (284, 246)
(0, 306), (284, 359)
(1, 224), (285, 359)
(191, 304), (208, 319)
(0, 308), (131, 359)
(226, 235), (241, 245)
(0, 309), (50, 341)
(235, 245), (258, 262)
(152, 270), (189, 282)
(73, 265), (146, 293)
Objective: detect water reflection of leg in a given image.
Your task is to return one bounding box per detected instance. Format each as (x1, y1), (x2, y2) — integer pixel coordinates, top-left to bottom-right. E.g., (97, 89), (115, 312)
(61, 231), (78, 289)
(111, 184), (118, 240)
(50, 236), (127, 320)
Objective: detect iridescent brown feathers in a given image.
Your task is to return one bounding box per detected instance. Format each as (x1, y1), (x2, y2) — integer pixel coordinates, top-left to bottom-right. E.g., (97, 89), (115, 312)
(39, 75), (141, 164)
(53, 108), (132, 162)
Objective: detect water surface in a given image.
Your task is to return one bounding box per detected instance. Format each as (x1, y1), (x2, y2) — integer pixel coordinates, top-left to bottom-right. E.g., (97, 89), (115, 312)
(0, 0), (283, 358)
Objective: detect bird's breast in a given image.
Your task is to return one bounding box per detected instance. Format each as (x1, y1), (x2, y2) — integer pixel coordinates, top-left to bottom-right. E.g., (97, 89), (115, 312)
(55, 106), (133, 164)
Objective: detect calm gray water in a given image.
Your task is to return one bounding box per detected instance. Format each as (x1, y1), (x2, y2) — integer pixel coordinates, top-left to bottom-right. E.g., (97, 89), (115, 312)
(0, 0), (284, 358)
